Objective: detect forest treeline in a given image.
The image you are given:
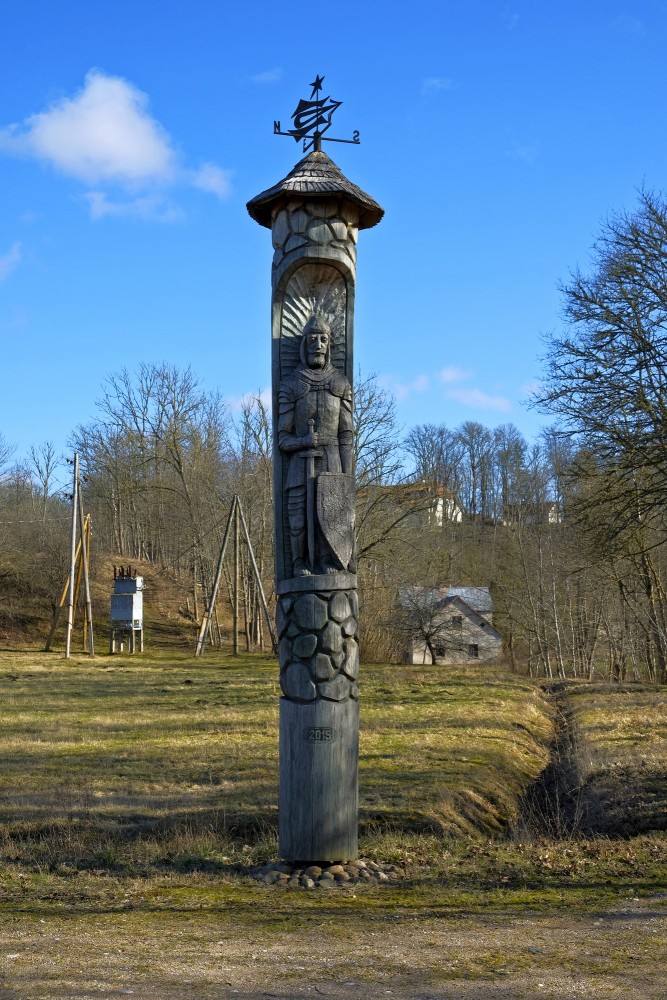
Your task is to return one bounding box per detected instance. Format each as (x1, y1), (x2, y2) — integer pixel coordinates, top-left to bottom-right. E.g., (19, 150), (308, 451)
(2, 190), (667, 682)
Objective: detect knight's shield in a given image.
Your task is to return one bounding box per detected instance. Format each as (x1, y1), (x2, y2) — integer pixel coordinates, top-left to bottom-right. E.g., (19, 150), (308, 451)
(316, 472), (355, 569)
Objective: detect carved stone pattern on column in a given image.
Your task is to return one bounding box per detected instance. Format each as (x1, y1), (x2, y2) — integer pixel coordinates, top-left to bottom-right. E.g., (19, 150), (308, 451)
(271, 199), (358, 272)
(278, 588), (360, 703)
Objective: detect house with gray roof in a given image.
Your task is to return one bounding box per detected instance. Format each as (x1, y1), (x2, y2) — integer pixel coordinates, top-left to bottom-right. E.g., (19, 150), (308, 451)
(399, 585), (502, 665)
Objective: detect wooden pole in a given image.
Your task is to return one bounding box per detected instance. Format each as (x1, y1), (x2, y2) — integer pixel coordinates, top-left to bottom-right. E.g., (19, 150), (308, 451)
(72, 533), (84, 631)
(237, 498), (278, 654)
(77, 488), (95, 656)
(195, 495), (274, 658)
(212, 604), (221, 646)
(195, 496), (236, 657)
(64, 454), (79, 659)
(81, 519), (89, 651)
(233, 494), (240, 657)
(44, 536), (82, 651)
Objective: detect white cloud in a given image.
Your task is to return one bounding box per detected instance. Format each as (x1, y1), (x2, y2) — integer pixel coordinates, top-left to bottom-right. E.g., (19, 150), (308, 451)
(446, 387), (512, 412)
(610, 14), (643, 35)
(506, 142), (538, 163)
(0, 70), (230, 220)
(410, 374), (429, 392)
(7, 307), (29, 328)
(83, 191), (184, 223)
(421, 77), (455, 95)
(380, 367), (513, 412)
(439, 366), (472, 384)
(0, 70), (176, 185)
(0, 242), (22, 282)
(191, 163), (232, 200)
(250, 68), (283, 85)
(380, 373), (430, 401)
(228, 388), (272, 414)
(9, 307), (28, 328)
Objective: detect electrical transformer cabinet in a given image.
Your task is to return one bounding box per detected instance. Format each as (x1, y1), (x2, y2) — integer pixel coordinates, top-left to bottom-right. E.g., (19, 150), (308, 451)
(109, 571), (144, 652)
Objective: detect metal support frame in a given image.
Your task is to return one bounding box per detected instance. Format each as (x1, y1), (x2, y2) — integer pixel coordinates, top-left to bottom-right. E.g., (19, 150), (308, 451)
(109, 625), (144, 654)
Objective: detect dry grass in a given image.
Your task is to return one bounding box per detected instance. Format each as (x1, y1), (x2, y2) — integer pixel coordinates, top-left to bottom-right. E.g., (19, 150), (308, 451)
(0, 651), (554, 874)
(555, 681), (667, 836)
(0, 651), (666, 996)
(360, 665), (554, 837)
(0, 649), (279, 868)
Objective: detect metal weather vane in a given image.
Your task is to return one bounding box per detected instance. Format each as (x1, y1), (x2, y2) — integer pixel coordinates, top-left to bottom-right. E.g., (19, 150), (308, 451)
(274, 75), (360, 153)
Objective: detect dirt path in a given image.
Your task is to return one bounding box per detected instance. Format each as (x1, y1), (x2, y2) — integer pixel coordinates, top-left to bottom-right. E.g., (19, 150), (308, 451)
(1, 895), (665, 999)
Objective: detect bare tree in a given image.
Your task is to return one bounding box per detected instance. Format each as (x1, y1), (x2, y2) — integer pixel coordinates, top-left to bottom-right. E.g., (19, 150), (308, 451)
(0, 433), (15, 484)
(534, 189), (667, 679)
(404, 422), (463, 501)
(72, 363), (232, 584)
(29, 441), (60, 523)
(353, 372), (424, 565)
(456, 421), (494, 520)
(535, 188), (667, 541)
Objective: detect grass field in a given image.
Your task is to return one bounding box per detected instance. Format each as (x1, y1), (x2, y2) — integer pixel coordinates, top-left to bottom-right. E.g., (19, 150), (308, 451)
(559, 681), (667, 837)
(0, 650), (665, 998)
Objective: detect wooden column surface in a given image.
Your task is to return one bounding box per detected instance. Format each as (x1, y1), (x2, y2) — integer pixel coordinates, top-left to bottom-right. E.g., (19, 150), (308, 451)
(247, 150), (383, 869)
(279, 697), (359, 863)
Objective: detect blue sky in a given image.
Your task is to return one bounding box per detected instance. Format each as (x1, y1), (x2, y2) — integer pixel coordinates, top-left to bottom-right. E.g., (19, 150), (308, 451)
(1, 1), (666, 463)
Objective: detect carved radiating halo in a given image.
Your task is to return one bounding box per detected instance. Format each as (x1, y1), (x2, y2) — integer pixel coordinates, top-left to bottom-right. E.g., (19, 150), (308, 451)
(280, 264), (347, 376)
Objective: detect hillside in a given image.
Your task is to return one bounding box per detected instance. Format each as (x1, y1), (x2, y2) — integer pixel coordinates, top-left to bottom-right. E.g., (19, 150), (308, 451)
(0, 555), (204, 652)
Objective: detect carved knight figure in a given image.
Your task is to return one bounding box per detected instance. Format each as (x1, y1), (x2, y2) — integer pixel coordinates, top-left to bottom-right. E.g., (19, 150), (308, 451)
(278, 313), (354, 577)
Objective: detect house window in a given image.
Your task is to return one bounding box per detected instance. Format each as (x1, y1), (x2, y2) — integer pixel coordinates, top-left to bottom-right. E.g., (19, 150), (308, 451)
(468, 644), (479, 658)
(451, 616), (463, 629)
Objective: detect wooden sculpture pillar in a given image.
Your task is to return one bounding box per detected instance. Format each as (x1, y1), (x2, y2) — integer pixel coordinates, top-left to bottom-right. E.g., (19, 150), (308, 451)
(247, 149), (383, 862)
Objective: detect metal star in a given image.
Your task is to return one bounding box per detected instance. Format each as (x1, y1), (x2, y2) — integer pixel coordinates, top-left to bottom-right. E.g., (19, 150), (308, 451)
(309, 75), (325, 98)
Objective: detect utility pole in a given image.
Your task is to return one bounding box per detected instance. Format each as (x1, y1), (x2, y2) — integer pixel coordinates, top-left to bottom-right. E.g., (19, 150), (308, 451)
(77, 475), (94, 656)
(233, 497), (240, 656)
(64, 453), (79, 659)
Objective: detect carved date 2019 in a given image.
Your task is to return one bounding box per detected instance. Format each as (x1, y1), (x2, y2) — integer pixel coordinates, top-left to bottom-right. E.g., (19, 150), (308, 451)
(304, 726), (338, 744)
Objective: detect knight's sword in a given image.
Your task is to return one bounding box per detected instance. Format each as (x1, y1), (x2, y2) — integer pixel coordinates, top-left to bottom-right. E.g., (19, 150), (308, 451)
(304, 418), (322, 572)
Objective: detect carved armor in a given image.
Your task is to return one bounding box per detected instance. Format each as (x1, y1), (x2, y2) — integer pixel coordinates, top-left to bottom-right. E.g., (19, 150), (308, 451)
(278, 326), (354, 576)
(278, 365), (353, 486)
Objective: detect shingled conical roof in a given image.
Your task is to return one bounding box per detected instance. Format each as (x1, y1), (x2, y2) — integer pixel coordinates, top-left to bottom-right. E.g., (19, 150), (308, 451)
(247, 150), (384, 230)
